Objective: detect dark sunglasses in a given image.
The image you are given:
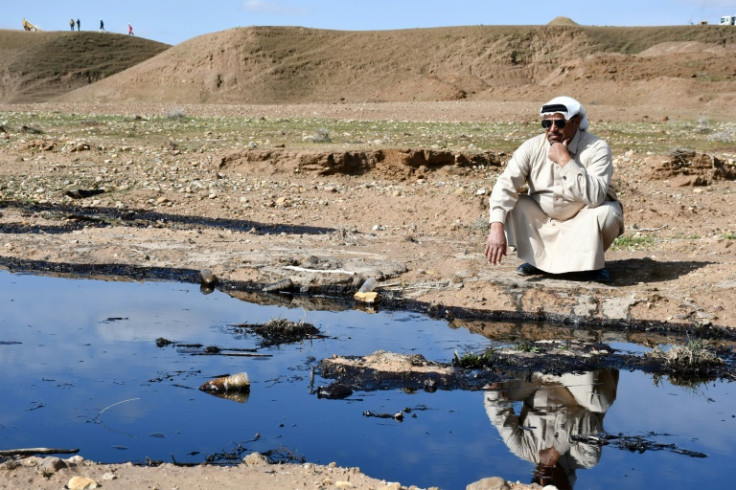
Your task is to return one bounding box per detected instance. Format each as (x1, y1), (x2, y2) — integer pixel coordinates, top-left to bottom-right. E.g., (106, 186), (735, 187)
(541, 119), (567, 130)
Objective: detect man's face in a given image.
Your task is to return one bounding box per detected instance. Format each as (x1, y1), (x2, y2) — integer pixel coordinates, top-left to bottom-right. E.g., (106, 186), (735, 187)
(543, 113), (580, 144)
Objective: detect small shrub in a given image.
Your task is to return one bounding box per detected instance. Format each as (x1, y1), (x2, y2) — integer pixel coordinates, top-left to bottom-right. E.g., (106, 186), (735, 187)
(612, 234), (655, 251)
(164, 107), (187, 120)
(646, 339), (722, 369)
(306, 128), (331, 143)
(516, 342), (540, 353)
(452, 349), (496, 369)
(693, 117), (712, 134)
(238, 318), (321, 346)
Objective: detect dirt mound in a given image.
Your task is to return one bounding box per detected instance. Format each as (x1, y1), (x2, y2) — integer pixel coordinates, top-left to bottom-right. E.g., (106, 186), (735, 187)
(218, 148), (502, 179)
(0, 30), (169, 103)
(52, 24), (736, 111)
(647, 150), (736, 186)
(548, 16), (579, 26)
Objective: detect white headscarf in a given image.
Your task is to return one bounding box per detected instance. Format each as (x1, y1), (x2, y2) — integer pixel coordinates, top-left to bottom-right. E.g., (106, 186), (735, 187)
(540, 96), (589, 131)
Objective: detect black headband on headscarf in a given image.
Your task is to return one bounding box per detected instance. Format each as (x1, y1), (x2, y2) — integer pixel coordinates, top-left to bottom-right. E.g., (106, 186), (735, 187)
(540, 104), (569, 114)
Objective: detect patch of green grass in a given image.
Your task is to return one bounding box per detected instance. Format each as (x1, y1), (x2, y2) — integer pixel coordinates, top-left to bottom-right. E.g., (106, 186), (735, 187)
(516, 342), (540, 353)
(596, 119), (736, 154)
(3, 111), (736, 155)
(0, 111), (530, 153)
(721, 232), (736, 240)
(611, 234), (655, 251)
(452, 349), (496, 369)
(647, 338), (722, 370)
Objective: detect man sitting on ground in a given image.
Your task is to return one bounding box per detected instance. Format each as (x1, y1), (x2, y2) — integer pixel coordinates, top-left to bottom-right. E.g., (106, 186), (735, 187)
(484, 96), (624, 283)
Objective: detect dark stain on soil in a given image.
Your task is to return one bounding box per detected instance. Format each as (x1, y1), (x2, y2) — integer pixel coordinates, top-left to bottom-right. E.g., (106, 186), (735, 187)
(0, 200), (336, 236)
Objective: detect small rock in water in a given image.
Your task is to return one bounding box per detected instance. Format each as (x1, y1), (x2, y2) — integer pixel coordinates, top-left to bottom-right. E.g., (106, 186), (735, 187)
(200, 372), (250, 393)
(354, 291), (380, 304)
(317, 384), (353, 399)
(199, 269), (217, 286)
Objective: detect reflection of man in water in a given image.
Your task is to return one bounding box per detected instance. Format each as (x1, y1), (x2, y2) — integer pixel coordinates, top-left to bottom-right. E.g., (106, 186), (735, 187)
(484, 369), (619, 489)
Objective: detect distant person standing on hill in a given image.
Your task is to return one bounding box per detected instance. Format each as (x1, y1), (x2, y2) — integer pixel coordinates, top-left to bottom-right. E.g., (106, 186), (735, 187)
(76, 19), (80, 31)
(128, 23), (134, 36)
(70, 18), (75, 31)
(99, 19), (105, 32)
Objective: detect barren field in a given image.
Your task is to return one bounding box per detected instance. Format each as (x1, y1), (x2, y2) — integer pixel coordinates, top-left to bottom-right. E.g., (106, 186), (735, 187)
(1, 100), (734, 328)
(1, 99), (735, 488)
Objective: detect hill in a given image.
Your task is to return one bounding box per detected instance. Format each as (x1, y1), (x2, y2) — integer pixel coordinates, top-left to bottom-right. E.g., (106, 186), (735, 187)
(3, 24), (736, 111)
(0, 30), (169, 103)
(54, 24), (736, 111)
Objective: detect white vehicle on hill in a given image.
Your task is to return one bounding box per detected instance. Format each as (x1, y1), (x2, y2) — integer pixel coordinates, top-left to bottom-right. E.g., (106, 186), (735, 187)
(720, 15), (736, 25)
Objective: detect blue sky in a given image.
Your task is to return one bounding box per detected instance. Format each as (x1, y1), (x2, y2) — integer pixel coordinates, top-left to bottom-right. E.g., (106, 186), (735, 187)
(3, 0), (736, 45)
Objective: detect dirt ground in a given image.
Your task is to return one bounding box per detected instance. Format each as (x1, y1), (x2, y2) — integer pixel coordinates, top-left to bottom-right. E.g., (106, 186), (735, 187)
(1, 100), (735, 489)
(0, 453), (539, 490)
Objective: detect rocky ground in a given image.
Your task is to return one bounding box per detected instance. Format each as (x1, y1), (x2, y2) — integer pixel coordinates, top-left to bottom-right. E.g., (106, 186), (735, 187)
(0, 455), (537, 490)
(1, 100), (735, 489)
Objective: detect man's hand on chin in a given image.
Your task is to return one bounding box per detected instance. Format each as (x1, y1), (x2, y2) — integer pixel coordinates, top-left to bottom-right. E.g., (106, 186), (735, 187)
(548, 140), (572, 167)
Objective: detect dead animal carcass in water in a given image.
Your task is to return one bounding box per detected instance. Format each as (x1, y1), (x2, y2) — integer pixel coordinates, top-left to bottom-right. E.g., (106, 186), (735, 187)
(199, 372), (250, 402)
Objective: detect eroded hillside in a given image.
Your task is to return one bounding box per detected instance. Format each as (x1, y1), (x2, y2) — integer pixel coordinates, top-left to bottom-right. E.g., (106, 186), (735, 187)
(1, 23), (736, 113)
(0, 30), (169, 103)
(54, 24), (736, 110)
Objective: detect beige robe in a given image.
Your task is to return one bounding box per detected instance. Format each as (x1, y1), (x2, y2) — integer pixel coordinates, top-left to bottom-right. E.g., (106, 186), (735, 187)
(489, 130), (624, 273)
(484, 370), (619, 488)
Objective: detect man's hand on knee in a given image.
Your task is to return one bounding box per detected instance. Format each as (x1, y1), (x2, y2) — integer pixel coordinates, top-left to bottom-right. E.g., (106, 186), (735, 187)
(485, 222), (507, 265)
